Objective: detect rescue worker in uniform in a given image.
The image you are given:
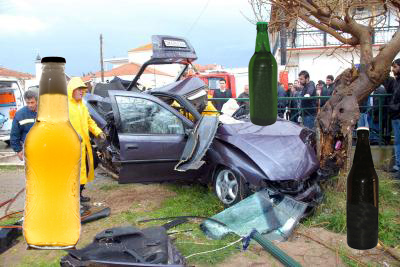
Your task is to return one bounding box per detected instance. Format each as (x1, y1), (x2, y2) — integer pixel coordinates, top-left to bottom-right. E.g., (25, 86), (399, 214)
(10, 90), (38, 161)
(67, 77), (106, 202)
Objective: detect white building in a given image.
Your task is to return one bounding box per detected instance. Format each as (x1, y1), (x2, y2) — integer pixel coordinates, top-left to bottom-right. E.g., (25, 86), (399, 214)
(0, 65), (34, 91)
(274, 10), (400, 83)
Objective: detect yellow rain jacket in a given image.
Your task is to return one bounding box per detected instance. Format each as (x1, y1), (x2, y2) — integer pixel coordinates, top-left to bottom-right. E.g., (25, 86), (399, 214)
(67, 77), (103, 185)
(171, 98), (218, 122)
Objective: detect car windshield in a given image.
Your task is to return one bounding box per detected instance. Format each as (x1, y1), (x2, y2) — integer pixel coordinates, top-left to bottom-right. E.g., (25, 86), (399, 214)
(135, 63), (188, 90)
(207, 77), (225, 90)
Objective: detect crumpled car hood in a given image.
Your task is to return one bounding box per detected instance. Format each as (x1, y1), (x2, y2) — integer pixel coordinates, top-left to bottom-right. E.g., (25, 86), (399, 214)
(216, 120), (319, 181)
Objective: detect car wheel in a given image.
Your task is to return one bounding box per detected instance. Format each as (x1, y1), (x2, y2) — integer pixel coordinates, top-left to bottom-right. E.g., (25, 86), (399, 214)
(213, 167), (248, 206)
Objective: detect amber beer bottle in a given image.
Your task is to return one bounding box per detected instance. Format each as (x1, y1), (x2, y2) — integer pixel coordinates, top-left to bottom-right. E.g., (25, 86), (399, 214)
(248, 22), (278, 126)
(23, 57), (81, 249)
(347, 127), (379, 249)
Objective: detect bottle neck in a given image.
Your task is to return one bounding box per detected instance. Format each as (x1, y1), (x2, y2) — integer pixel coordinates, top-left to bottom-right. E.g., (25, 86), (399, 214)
(37, 63), (69, 122)
(353, 131), (374, 166)
(255, 30), (271, 53)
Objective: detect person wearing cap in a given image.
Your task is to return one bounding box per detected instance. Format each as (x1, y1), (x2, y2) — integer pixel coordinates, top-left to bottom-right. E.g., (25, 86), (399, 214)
(67, 77), (106, 202)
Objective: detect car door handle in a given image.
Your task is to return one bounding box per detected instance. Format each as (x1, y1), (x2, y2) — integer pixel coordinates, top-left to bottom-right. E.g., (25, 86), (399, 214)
(126, 144), (139, 150)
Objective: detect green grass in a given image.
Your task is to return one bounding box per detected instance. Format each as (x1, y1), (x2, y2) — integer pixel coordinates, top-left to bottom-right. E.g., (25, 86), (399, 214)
(304, 172), (400, 248)
(17, 260), (60, 267)
(0, 216), (21, 226)
(0, 165), (24, 171)
(17, 256), (64, 267)
(112, 184), (243, 265)
(98, 183), (121, 191)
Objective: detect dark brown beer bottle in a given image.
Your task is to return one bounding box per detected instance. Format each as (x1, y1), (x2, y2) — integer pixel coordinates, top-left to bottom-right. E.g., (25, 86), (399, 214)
(248, 22), (278, 126)
(346, 127), (379, 250)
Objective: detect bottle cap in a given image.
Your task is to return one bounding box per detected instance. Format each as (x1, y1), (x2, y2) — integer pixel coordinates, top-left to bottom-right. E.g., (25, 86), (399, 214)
(356, 127), (370, 131)
(41, 57), (66, 63)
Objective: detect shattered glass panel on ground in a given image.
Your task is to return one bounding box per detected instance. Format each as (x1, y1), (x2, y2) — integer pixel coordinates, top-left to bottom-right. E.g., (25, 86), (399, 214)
(201, 189), (308, 241)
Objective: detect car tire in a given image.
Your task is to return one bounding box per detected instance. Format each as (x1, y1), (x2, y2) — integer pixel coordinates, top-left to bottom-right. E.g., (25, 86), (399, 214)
(213, 167), (249, 207)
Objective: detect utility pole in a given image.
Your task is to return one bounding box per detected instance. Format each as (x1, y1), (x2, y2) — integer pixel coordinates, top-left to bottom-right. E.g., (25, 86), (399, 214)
(100, 34), (104, 82)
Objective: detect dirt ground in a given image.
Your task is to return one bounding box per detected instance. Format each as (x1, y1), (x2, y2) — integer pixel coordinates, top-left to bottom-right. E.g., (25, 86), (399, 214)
(0, 167), (399, 267)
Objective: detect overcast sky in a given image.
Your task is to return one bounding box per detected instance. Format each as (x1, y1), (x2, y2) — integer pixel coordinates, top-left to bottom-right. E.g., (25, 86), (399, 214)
(0, 0), (259, 76)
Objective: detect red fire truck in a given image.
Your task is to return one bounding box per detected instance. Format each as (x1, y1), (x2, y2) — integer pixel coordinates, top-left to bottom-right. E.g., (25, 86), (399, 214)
(193, 71), (237, 98)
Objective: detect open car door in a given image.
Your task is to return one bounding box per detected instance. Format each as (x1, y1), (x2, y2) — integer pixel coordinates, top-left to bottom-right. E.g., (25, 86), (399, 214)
(175, 116), (219, 172)
(108, 90), (218, 183)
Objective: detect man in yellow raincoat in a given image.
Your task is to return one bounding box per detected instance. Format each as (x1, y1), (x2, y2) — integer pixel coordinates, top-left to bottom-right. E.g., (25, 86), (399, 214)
(67, 77), (106, 202)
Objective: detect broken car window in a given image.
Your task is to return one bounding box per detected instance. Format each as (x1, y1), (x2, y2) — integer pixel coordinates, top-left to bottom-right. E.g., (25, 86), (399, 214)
(115, 96), (184, 135)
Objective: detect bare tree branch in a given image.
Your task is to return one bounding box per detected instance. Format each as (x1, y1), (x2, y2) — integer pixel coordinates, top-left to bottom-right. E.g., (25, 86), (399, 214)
(300, 14), (359, 45)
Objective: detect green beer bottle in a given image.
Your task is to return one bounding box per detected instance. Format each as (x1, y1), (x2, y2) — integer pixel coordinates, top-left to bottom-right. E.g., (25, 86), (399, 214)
(249, 22), (278, 126)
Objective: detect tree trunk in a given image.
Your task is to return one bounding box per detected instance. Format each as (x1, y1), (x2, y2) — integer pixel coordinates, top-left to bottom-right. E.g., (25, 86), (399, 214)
(316, 65), (387, 187)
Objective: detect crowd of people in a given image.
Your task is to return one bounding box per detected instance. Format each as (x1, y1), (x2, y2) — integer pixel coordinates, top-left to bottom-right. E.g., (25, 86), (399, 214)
(212, 72), (337, 130)
(210, 59), (400, 178)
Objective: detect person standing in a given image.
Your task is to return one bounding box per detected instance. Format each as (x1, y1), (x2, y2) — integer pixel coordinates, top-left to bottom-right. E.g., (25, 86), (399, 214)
(287, 82), (300, 122)
(68, 77), (106, 202)
(298, 70), (317, 129)
(277, 82), (287, 118)
(236, 84), (250, 112)
(316, 80), (330, 112)
(287, 83), (294, 97)
(10, 90), (38, 161)
(383, 59), (400, 177)
(213, 79), (232, 112)
(325, 75), (335, 96)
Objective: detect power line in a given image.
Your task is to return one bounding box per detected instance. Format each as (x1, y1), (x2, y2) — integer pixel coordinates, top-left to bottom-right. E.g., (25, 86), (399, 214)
(185, 0), (211, 37)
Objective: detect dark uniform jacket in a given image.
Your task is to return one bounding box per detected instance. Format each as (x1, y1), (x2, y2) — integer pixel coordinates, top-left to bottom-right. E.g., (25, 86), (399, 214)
(213, 89), (232, 111)
(383, 76), (400, 120)
(10, 106), (37, 152)
(301, 81), (317, 116)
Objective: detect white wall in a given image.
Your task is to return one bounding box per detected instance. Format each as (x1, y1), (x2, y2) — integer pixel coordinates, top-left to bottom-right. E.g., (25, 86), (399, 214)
(128, 50), (152, 65)
(276, 46), (398, 83)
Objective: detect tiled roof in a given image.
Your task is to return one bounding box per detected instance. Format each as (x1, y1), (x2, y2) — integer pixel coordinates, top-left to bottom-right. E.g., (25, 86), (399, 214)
(82, 62), (173, 81)
(128, 43), (152, 52)
(0, 67), (34, 79)
(193, 64), (220, 72)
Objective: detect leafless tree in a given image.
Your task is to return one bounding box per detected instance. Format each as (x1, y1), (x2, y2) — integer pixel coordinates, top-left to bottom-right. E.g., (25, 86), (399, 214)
(250, 0), (400, 181)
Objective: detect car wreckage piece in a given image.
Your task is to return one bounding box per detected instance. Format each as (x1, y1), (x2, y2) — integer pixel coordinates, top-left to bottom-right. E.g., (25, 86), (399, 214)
(60, 226), (186, 267)
(174, 116), (219, 172)
(85, 35), (325, 210)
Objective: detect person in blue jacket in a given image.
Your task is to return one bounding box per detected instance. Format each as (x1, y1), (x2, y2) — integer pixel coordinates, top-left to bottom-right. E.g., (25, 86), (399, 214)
(10, 90), (38, 161)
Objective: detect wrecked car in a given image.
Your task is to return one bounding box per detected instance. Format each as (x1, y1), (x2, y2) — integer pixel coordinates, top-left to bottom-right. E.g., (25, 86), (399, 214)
(85, 35), (323, 211)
